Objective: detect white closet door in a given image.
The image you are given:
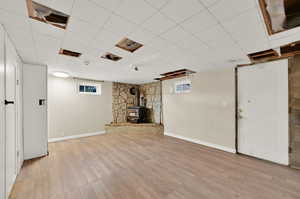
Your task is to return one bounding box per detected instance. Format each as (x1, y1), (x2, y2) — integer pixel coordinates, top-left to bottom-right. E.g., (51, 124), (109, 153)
(5, 32), (17, 197)
(23, 64), (48, 160)
(237, 59), (289, 165)
(0, 25), (6, 199)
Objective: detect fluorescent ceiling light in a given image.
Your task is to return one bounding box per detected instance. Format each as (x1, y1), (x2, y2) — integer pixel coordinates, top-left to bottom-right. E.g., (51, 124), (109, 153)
(52, 71), (70, 78)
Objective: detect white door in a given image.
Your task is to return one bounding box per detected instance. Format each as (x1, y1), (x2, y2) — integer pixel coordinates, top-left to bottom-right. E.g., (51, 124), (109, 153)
(0, 25), (6, 199)
(23, 64), (48, 160)
(237, 59), (289, 165)
(5, 35), (17, 196)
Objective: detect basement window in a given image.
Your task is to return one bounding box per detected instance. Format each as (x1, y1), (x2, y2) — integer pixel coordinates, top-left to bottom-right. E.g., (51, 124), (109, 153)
(116, 38), (143, 53)
(174, 80), (192, 94)
(259, 0), (300, 35)
(26, 0), (69, 29)
(78, 83), (101, 95)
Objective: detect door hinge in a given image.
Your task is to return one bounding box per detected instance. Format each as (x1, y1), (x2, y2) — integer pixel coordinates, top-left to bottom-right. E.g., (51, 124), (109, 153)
(16, 79), (19, 85)
(17, 151), (20, 157)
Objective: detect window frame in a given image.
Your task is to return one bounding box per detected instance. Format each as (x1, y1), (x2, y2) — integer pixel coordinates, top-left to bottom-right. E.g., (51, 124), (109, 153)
(77, 82), (101, 96)
(174, 79), (192, 94)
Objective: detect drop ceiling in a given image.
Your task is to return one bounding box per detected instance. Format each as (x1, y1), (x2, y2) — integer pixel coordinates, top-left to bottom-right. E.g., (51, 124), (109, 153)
(1, 0), (300, 84)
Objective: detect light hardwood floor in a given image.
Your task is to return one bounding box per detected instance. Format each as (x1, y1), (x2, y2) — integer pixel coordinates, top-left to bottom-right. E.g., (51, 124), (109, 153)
(10, 133), (300, 199)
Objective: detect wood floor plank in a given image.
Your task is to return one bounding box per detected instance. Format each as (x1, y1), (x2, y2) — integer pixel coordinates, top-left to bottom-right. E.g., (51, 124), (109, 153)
(10, 133), (300, 199)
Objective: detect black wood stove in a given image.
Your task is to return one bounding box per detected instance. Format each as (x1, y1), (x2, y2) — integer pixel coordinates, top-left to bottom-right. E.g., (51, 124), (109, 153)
(127, 106), (147, 123)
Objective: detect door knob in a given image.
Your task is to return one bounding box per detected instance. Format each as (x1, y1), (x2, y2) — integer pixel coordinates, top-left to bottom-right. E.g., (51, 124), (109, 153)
(39, 99), (46, 106)
(5, 100), (14, 105)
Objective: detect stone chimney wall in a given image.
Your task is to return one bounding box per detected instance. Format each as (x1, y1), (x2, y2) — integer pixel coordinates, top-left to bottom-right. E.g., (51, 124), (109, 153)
(112, 81), (162, 124)
(112, 82), (139, 123)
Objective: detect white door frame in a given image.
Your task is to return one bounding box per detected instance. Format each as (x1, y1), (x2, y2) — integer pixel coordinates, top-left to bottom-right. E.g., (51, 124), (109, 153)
(15, 58), (23, 173)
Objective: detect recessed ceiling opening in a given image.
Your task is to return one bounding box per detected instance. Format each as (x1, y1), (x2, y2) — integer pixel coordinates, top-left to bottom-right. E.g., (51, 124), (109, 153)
(281, 41), (300, 55)
(101, 52), (122, 61)
(116, 38), (143, 53)
(248, 49), (279, 62)
(59, 49), (82, 57)
(155, 69), (196, 81)
(259, 0), (300, 35)
(26, 0), (69, 29)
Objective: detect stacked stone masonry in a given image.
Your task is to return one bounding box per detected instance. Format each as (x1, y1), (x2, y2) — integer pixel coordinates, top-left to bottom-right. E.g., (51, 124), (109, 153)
(112, 81), (162, 124)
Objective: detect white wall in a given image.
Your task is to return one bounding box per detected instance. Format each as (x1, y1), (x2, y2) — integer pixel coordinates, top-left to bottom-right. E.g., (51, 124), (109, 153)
(48, 76), (112, 140)
(163, 68), (236, 153)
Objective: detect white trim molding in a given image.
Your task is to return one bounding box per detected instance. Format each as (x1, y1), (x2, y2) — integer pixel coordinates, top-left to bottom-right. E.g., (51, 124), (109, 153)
(164, 132), (236, 154)
(48, 131), (106, 143)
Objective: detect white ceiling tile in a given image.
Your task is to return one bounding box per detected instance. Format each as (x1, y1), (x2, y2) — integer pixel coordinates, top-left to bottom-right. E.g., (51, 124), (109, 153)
(180, 10), (218, 35)
(30, 19), (65, 39)
(160, 26), (189, 43)
(195, 25), (235, 48)
(90, 0), (125, 11)
(128, 28), (156, 44)
(62, 32), (90, 53)
(72, 0), (110, 26)
(34, 0), (74, 15)
(0, 0), (27, 16)
(222, 8), (270, 53)
(90, 29), (122, 51)
(209, 0), (256, 22)
(160, 0), (205, 23)
(160, 26), (204, 51)
(34, 33), (61, 53)
(67, 17), (100, 42)
(144, 0), (170, 9)
(94, 29), (121, 45)
(199, 0), (220, 7)
(0, 9), (29, 29)
(103, 14), (137, 38)
(5, 25), (34, 51)
(142, 12), (176, 35)
(113, 0), (157, 24)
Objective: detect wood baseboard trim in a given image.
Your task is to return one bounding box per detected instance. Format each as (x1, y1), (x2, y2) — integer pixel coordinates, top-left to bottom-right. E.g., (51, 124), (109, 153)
(48, 131), (106, 143)
(164, 132), (236, 154)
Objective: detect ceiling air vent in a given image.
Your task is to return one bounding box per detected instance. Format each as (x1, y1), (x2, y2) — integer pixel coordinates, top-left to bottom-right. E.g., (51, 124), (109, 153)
(155, 69), (196, 81)
(248, 49), (279, 62)
(101, 52), (122, 61)
(26, 0), (69, 29)
(116, 38), (143, 53)
(59, 49), (82, 57)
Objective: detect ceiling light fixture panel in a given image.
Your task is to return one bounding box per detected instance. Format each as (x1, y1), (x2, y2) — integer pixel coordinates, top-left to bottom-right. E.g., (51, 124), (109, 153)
(52, 71), (70, 78)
